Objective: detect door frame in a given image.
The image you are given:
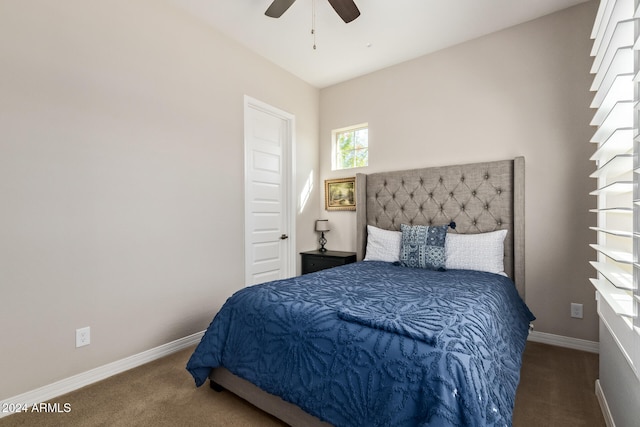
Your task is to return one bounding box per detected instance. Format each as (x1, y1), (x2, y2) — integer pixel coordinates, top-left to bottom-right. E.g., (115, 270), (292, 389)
(243, 95), (296, 285)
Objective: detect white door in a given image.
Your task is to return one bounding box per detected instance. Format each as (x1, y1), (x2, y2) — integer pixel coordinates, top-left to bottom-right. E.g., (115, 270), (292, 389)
(244, 96), (295, 286)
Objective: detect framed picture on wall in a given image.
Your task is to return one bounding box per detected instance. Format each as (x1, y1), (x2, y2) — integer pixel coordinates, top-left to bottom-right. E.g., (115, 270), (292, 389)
(325, 177), (356, 211)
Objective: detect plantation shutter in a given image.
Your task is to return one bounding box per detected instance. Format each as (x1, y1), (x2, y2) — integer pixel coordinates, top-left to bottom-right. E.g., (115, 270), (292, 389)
(589, 0), (640, 374)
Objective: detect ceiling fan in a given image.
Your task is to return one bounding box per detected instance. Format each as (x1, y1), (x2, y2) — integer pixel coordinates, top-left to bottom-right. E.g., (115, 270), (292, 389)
(265, 0), (360, 23)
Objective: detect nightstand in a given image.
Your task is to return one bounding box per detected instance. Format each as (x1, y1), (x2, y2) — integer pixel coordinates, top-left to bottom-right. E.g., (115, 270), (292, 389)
(300, 250), (357, 275)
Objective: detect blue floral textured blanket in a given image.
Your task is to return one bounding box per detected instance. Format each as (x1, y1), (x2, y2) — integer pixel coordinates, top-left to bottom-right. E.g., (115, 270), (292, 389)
(187, 261), (535, 427)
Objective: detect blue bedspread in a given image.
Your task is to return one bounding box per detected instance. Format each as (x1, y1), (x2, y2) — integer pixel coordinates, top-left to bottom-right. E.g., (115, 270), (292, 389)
(187, 261), (535, 427)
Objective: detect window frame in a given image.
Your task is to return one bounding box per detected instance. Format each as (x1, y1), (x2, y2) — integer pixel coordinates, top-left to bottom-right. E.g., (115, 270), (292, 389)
(331, 123), (369, 171)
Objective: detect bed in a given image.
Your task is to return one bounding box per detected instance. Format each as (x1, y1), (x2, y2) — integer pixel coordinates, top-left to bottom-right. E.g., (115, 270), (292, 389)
(187, 157), (533, 426)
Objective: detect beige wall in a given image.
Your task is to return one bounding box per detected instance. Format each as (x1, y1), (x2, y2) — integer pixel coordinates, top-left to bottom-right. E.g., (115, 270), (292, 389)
(320, 2), (598, 341)
(0, 0), (320, 399)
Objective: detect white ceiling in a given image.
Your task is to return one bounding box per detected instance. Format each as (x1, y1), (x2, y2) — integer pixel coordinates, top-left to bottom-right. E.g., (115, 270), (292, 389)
(169, 0), (590, 88)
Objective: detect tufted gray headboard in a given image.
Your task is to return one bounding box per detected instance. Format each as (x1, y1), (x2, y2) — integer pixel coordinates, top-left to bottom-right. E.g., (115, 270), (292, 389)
(356, 157), (525, 298)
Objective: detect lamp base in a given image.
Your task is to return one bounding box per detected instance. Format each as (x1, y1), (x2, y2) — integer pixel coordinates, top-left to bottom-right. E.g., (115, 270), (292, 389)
(319, 232), (327, 252)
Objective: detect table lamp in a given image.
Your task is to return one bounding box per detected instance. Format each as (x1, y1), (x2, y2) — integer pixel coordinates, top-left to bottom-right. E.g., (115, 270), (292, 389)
(315, 219), (330, 252)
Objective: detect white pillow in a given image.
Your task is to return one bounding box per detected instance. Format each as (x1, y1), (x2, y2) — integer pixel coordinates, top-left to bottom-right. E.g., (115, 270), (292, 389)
(364, 225), (402, 263)
(444, 229), (508, 275)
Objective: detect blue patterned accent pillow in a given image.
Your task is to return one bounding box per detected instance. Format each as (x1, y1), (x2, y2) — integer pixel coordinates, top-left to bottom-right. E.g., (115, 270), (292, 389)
(399, 224), (448, 271)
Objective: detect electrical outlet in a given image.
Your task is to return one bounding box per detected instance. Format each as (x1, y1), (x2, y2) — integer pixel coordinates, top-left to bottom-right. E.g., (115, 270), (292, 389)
(76, 327), (90, 348)
(570, 303), (583, 319)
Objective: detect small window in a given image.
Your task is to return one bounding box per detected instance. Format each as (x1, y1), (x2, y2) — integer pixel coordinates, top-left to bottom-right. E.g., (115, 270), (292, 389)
(332, 124), (368, 170)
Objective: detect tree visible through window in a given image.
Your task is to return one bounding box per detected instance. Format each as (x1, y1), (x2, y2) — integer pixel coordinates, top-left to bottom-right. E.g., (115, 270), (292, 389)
(334, 125), (368, 170)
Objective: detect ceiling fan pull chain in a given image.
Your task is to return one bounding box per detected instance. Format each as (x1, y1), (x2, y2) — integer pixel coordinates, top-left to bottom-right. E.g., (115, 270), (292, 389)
(311, 0), (317, 50)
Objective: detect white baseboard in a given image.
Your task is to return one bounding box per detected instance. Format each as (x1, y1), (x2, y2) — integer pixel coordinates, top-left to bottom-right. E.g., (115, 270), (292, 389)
(595, 379), (615, 427)
(0, 331), (205, 419)
(527, 330), (600, 353)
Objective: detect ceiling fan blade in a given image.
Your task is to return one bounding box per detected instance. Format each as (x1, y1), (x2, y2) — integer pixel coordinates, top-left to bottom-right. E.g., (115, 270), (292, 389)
(265, 0), (297, 18)
(327, 0), (360, 23)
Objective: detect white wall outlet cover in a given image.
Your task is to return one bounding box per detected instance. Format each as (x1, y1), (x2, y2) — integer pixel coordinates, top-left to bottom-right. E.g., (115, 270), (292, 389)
(570, 303), (583, 319)
(76, 327), (90, 348)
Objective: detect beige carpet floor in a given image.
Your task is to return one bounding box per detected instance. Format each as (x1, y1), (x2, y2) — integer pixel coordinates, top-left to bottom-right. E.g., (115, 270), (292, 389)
(1, 341), (605, 427)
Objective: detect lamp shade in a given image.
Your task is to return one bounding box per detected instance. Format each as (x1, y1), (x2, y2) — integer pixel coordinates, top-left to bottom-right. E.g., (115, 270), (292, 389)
(315, 219), (330, 232)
